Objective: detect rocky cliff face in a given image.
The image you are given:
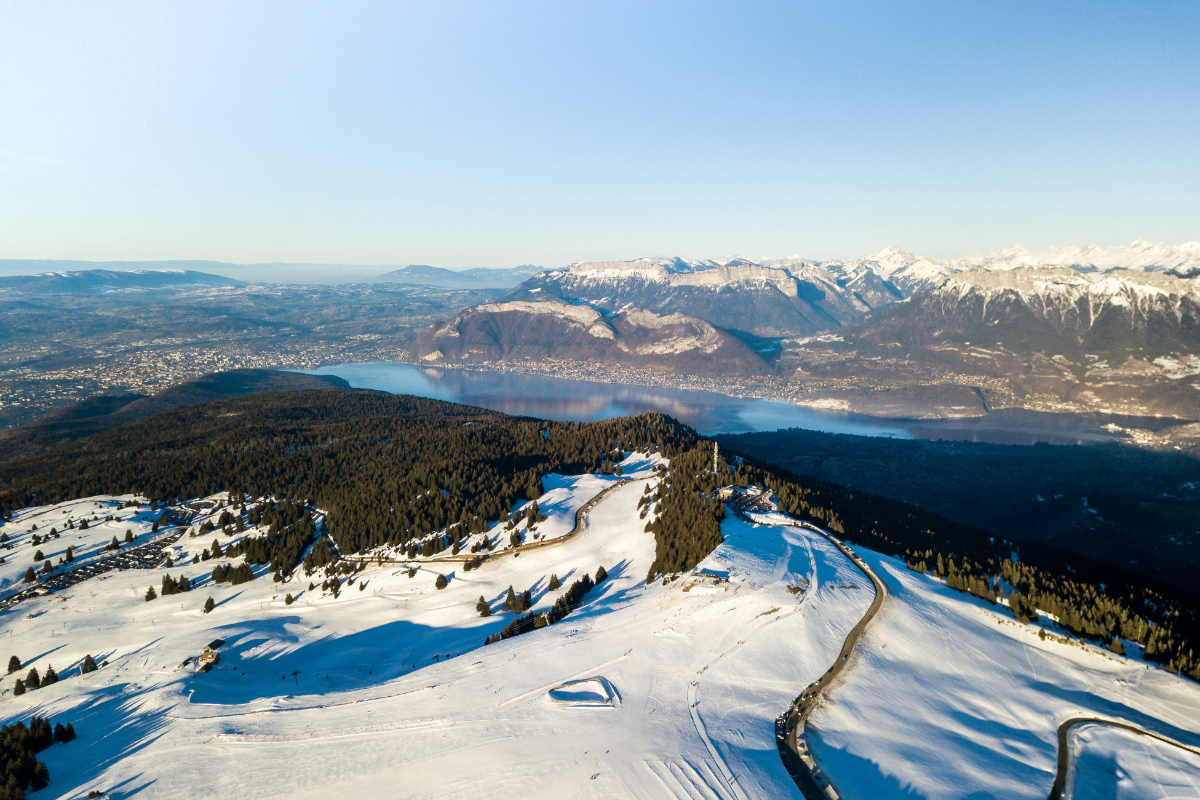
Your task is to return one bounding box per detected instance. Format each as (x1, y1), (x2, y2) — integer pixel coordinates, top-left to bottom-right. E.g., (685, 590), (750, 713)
(414, 300), (771, 376)
(504, 257), (903, 338)
(851, 267), (1200, 359)
(499, 241), (1200, 339)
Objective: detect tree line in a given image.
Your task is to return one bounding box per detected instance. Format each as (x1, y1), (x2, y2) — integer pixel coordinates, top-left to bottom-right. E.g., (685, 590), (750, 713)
(3, 388), (1195, 680)
(0, 714), (77, 799)
(730, 456), (1200, 681)
(0, 391), (693, 561)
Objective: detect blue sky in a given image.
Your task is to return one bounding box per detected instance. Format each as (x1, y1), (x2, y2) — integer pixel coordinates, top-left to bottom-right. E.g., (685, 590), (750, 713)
(1, 1), (1196, 271)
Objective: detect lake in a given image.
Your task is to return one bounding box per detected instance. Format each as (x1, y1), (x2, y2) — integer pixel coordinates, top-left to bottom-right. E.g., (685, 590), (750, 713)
(302, 362), (1135, 445)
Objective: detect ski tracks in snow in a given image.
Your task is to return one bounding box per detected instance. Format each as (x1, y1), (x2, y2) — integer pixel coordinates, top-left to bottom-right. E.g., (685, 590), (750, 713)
(685, 530), (819, 800)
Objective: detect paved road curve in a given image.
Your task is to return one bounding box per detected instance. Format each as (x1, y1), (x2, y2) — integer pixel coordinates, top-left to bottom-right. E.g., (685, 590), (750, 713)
(728, 491), (887, 800)
(343, 477), (644, 571)
(1048, 716), (1200, 799)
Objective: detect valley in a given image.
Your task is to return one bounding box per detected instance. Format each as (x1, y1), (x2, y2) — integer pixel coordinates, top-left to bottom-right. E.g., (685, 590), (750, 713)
(6, 240), (1200, 434)
(8, 7), (1198, 797)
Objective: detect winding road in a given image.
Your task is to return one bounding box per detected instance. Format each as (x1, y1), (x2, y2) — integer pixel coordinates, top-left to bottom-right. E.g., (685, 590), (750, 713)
(756, 511), (886, 800)
(342, 477), (645, 571)
(1048, 716), (1200, 799)
(686, 534), (820, 800)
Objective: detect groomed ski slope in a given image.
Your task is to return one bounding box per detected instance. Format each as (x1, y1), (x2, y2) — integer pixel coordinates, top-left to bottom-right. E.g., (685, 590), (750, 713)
(2, 452), (1198, 799)
(1067, 724), (1200, 798)
(807, 545), (1200, 799)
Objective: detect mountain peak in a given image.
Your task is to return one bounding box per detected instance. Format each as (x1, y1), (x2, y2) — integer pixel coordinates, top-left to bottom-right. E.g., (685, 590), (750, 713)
(870, 245), (917, 262)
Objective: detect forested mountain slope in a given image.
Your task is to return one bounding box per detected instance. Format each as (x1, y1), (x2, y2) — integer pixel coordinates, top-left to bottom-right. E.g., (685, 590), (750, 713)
(1, 388), (1197, 682)
(0, 369), (349, 464)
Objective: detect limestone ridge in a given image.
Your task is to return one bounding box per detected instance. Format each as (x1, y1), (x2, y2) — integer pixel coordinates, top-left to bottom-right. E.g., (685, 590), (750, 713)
(853, 267), (1200, 359)
(502, 240), (1200, 338)
(505, 257), (902, 338)
(414, 300), (771, 376)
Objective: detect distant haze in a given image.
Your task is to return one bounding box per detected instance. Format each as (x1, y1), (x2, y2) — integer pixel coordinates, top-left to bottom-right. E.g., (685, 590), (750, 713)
(2, 238), (1196, 285)
(0, 259), (541, 285)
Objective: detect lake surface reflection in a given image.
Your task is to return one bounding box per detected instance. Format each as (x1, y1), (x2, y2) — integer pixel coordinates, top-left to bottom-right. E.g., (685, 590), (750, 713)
(302, 362), (912, 437)
(302, 362), (1133, 445)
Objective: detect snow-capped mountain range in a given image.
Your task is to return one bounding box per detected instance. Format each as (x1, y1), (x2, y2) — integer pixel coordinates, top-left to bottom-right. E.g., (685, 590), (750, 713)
(504, 240), (1200, 339)
(856, 266), (1200, 358)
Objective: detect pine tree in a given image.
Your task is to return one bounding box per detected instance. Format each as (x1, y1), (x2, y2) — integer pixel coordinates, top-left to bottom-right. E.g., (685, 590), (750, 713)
(285, 593), (294, 605)
(6, 655), (20, 674)
(13, 678), (25, 696)
(42, 665), (57, 686)
(24, 567), (35, 583)
(145, 585), (157, 601)
(42, 561), (53, 575)
(476, 595), (491, 616)
(548, 573), (561, 590)
(82, 654), (98, 674)
(504, 586), (517, 612)
(25, 667), (39, 689)
(203, 596), (215, 614)
(210, 539), (223, 559)
(595, 565), (607, 583)
(33, 550), (44, 562)
(435, 574), (448, 590)
(107, 535), (120, 551)
(124, 529), (134, 543)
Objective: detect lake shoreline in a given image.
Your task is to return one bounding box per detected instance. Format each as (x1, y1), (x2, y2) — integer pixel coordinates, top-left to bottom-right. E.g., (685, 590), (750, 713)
(296, 361), (1181, 447)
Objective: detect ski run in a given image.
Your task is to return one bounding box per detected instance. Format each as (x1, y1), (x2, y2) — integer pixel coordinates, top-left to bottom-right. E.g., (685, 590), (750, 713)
(2, 451), (1198, 799)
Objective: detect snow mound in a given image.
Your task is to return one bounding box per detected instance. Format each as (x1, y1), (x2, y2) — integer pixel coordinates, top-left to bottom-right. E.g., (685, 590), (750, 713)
(548, 677), (616, 707)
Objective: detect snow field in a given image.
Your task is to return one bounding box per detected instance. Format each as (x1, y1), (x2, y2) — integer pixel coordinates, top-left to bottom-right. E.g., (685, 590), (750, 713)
(806, 548), (1200, 800)
(0, 458), (874, 800)
(1067, 723), (1200, 799)
(6, 461), (1197, 800)
(0, 496), (162, 593)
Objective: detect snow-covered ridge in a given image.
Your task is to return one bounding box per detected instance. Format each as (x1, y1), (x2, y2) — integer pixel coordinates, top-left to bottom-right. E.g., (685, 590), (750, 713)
(438, 300), (616, 340)
(934, 266), (1200, 319)
(958, 238), (1200, 273)
(943, 265), (1200, 296)
(561, 240), (1200, 300)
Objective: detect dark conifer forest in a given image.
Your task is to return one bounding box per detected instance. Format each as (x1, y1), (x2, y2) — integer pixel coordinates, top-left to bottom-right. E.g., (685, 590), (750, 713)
(0, 387), (1196, 681)
(0, 389), (694, 559)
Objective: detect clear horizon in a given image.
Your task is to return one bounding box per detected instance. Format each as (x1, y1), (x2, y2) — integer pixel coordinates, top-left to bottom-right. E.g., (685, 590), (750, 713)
(2, 1), (1197, 271)
(1, 236), (1198, 284)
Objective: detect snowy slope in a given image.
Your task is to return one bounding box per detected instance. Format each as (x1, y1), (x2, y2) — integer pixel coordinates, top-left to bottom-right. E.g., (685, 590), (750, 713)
(1068, 724), (1200, 798)
(807, 547), (1200, 799)
(2, 460), (1198, 799)
(0, 497), (164, 593)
